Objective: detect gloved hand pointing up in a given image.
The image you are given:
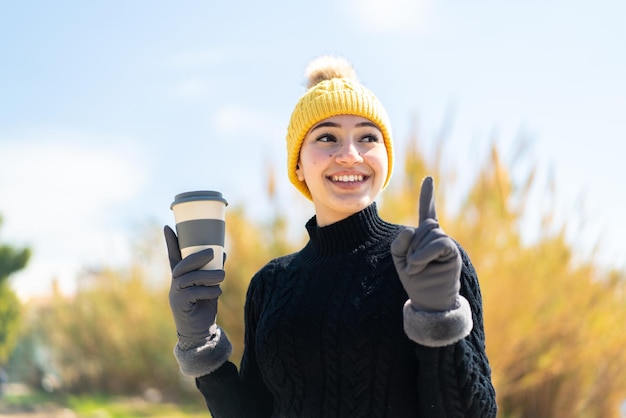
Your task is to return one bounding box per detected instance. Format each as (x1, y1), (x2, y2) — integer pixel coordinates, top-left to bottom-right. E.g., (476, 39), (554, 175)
(391, 176), (461, 312)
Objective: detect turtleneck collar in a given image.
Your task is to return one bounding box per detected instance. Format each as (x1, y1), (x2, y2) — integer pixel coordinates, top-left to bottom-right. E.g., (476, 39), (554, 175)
(302, 202), (398, 259)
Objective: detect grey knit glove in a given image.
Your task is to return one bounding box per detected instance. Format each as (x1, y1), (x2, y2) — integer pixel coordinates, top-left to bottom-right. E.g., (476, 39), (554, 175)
(164, 225), (233, 377)
(391, 176), (461, 312)
(164, 225), (224, 348)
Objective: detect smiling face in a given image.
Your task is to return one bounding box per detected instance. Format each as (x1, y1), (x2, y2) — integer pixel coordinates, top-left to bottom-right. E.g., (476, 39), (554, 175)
(295, 114), (389, 226)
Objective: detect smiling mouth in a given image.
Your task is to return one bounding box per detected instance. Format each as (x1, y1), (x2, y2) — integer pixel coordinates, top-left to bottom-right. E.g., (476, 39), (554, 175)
(330, 174), (365, 182)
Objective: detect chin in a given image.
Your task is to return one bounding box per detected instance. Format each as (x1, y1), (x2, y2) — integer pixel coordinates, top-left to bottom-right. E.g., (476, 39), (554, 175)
(338, 195), (375, 211)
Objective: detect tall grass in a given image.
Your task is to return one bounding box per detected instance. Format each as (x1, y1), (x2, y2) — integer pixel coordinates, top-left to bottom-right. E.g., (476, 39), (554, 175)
(381, 138), (626, 417)
(13, 132), (626, 417)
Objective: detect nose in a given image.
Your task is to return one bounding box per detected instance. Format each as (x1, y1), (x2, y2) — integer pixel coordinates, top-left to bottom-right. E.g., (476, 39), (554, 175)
(336, 141), (363, 164)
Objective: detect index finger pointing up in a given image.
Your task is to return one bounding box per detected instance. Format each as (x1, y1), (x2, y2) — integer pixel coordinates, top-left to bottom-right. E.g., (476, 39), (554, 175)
(419, 176), (437, 225)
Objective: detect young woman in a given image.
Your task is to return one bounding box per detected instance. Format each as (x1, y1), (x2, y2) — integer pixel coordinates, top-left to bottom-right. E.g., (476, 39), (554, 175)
(164, 56), (497, 417)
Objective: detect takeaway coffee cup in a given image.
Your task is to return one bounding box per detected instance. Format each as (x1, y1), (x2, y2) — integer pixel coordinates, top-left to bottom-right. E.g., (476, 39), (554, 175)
(170, 191), (228, 270)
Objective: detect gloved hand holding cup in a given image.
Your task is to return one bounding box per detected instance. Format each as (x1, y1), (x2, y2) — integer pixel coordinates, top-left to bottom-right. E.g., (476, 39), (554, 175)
(166, 191), (228, 350)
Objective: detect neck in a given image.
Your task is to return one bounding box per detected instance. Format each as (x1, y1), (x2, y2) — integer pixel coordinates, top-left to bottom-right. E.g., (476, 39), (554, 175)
(301, 203), (398, 260)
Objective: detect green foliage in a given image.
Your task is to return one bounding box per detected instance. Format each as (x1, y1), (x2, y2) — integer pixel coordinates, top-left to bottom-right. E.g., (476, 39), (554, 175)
(0, 248), (30, 285)
(0, 282), (21, 363)
(64, 393), (209, 417)
(1, 391), (208, 417)
(0, 215), (30, 363)
(31, 266), (190, 399)
(22, 224), (200, 402)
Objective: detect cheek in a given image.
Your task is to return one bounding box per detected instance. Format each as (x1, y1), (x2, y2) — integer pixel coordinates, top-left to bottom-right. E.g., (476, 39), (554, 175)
(367, 152), (388, 178)
(303, 150), (327, 167)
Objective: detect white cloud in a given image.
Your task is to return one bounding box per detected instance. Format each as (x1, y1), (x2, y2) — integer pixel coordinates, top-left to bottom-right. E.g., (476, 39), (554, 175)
(167, 48), (232, 100)
(347, 0), (434, 34)
(0, 132), (144, 231)
(213, 105), (284, 138)
(0, 129), (149, 298)
(171, 77), (214, 99)
(169, 49), (233, 69)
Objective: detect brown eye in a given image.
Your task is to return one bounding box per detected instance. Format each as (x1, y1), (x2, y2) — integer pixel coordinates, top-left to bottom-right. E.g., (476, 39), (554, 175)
(316, 133), (337, 143)
(361, 134), (379, 143)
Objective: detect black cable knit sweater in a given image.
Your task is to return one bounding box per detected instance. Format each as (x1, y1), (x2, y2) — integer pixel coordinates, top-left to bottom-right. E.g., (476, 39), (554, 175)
(195, 203), (497, 417)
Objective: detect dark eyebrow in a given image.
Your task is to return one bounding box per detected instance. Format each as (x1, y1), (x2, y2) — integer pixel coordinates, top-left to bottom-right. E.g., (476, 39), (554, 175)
(356, 121), (379, 129)
(310, 121), (341, 132)
(310, 120), (380, 132)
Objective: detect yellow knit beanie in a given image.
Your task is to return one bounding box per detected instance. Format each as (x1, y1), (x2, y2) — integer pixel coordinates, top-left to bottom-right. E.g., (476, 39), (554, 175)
(286, 56), (394, 200)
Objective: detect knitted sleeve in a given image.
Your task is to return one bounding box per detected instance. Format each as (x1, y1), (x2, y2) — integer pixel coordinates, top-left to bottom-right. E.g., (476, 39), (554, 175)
(194, 269), (274, 417)
(413, 245), (498, 418)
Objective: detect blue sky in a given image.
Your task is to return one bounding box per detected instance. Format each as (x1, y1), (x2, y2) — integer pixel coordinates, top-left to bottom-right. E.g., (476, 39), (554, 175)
(1, 0), (625, 299)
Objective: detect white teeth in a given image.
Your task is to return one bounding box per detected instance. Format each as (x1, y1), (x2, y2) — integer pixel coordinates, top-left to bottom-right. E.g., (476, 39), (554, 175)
(332, 174), (364, 182)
